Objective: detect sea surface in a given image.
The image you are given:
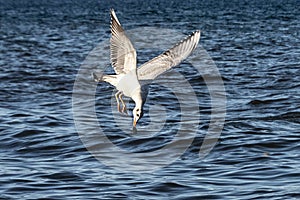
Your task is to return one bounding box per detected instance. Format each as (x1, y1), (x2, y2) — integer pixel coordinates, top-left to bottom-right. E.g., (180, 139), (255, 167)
(1, 0), (300, 199)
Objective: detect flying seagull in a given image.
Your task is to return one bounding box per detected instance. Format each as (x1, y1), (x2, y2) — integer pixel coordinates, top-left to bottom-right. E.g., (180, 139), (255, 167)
(93, 9), (200, 128)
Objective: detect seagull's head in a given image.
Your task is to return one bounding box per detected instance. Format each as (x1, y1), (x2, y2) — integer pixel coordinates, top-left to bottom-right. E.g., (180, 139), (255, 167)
(132, 87), (144, 127)
(133, 106), (142, 127)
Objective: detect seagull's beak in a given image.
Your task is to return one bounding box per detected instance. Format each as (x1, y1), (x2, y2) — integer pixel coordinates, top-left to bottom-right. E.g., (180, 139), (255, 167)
(133, 119), (137, 127)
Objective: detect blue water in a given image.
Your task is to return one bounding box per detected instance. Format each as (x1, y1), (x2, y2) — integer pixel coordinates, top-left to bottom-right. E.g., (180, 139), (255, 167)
(1, 0), (300, 199)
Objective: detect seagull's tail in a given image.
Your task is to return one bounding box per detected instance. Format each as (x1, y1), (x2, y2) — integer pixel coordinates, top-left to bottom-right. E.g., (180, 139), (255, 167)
(92, 72), (118, 86)
(92, 72), (104, 82)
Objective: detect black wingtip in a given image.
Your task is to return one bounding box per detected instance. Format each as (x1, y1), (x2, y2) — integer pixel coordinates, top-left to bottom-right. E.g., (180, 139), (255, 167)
(192, 30), (201, 37)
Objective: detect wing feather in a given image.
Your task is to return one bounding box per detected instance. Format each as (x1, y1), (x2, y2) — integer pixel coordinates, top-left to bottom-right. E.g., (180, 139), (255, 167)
(110, 9), (137, 74)
(137, 30), (200, 80)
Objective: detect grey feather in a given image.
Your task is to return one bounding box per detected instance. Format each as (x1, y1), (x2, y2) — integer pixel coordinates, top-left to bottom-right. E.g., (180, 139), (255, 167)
(137, 30), (200, 80)
(110, 9), (137, 75)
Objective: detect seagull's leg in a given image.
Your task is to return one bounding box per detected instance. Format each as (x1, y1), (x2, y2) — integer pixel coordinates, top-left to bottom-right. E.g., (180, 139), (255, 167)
(119, 93), (128, 115)
(115, 91), (121, 113)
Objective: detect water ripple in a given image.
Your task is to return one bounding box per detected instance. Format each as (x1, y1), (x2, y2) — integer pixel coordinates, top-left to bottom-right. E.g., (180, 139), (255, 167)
(1, 0), (299, 199)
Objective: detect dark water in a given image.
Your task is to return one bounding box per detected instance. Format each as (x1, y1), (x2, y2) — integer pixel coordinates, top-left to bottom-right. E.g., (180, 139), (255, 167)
(1, 0), (300, 199)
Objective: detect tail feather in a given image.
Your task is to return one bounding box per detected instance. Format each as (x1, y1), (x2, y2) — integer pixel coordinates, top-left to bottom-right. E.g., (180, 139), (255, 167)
(92, 72), (104, 82)
(92, 72), (118, 87)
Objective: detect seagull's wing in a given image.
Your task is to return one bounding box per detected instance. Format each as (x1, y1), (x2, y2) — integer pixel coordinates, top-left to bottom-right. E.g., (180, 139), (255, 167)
(137, 30), (200, 80)
(110, 9), (137, 75)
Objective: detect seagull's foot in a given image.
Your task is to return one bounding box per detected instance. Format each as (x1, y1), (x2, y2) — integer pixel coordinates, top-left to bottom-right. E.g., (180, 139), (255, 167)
(117, 104), (122, 113)
(117, 108), (121, 113)
(115, 91), (122, 113)
(121, 106), (128, 115)
(118, 93), (128, 115)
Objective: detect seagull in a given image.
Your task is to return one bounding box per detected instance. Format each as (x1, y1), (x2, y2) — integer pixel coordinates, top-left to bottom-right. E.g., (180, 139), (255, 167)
(93, 9), (200, 128)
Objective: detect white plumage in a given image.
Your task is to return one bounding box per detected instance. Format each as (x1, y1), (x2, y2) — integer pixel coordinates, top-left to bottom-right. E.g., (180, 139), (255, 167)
(93, 9), (201, 127)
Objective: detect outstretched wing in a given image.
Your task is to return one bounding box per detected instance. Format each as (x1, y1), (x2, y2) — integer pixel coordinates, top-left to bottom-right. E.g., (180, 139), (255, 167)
(137, 30), (200, 80)
(110, 9), (137, 75)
